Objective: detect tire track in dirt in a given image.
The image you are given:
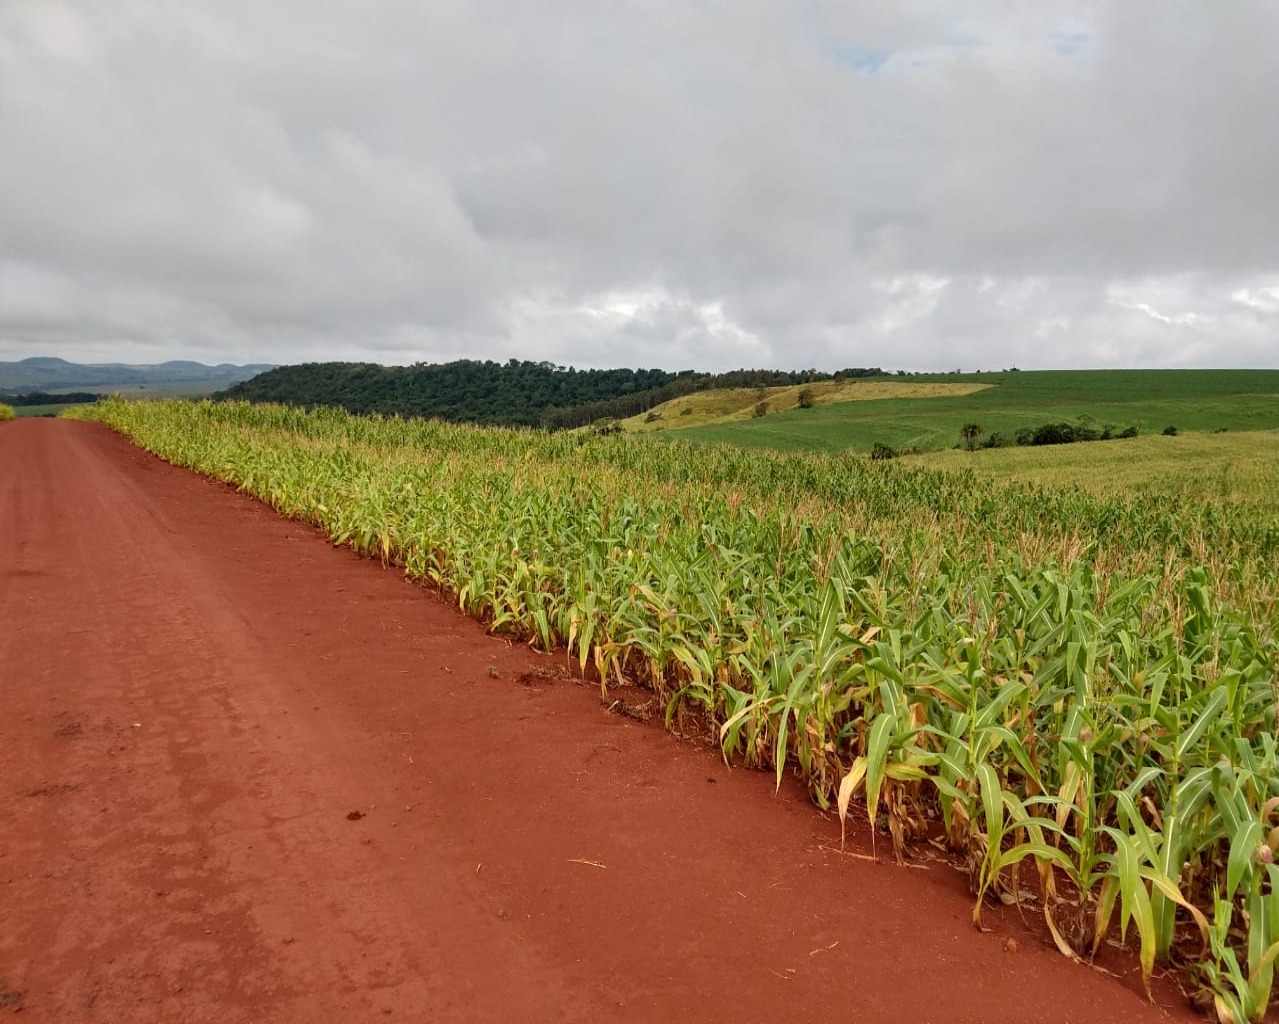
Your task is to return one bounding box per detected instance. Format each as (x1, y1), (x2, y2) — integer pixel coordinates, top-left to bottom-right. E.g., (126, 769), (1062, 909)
(0, 419), (1197, 1023)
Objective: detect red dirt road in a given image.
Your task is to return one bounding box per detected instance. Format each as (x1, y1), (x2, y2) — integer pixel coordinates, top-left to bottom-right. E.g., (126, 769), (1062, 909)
(1, 419), (1199, 1023)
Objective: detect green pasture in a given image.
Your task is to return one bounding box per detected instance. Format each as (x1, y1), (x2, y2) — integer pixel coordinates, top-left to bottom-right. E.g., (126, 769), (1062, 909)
(669, 369), (1279, 454)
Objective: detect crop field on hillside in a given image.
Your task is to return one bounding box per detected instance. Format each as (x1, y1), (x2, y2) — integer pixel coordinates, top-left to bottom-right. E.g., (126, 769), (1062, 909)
(664, 369), (1279, 455)
(619, 378), (992, 432)
(75, 396), (1279, 1020)
(913, 431), (1279, 514)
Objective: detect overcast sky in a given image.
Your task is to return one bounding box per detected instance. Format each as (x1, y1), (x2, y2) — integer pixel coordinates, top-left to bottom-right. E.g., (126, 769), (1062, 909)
(2, 2), (1277, 371)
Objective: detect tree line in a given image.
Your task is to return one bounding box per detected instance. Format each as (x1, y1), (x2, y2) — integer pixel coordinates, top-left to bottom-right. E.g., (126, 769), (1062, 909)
(220, 360), (884, 429)
(0, 391), (101, 406)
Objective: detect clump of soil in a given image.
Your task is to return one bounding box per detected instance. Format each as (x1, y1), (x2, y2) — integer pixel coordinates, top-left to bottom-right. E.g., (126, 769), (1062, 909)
(603, 684), (658, 722)
(0, 988), (26, 1010)
(24, 782), (80, 799)
(516, 665), (574, 686)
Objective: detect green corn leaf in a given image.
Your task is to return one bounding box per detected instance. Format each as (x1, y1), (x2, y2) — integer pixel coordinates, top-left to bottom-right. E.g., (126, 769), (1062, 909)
(1227, 819), (1263, 903)
(864, 712), (898, 828)
(977, 763), (1004, 840)
(1177, 686), (1227, 760)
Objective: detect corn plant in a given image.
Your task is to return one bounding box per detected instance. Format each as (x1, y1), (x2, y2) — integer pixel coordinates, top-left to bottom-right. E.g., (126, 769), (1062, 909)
(74, 397), (1279, 1018)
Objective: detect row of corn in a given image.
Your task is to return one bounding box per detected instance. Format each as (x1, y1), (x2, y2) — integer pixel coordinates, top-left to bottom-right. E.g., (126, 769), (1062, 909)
(76, 397), (1279, 1021)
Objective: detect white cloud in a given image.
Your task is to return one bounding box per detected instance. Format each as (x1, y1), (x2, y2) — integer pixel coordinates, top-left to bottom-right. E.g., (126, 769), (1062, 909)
(1232, 285), (1279, 314)
(0, 0), (1276, 370)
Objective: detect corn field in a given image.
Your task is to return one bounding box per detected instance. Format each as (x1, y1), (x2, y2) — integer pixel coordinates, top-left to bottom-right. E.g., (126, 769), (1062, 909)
(77, 397), (1279, 1021)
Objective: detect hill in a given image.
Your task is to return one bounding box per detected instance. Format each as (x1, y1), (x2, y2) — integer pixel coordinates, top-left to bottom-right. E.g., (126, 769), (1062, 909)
(0, 357), (274, 394)
(620, 378), (991, 432)
(224, 360), (689, 427)
(221, 360), (885, 428)
(661, 369), (1279, 453)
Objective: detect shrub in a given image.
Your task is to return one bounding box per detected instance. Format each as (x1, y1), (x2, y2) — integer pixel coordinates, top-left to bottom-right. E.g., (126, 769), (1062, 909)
(0, 402), (14, 422)
(644, 410), (662, 423)
(870, 441), (898, 461)
(1072, 415), (1100, 442)
(1031, 422), (1077, 446)
(1163, 425), (1179, 436)
(960, 423), (983, 450)
(753, 401), (769, 418)
(796, 388), (816, 410)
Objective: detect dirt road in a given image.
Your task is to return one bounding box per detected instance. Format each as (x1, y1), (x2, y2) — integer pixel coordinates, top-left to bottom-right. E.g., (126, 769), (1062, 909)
(0, 419), (1197, 1023)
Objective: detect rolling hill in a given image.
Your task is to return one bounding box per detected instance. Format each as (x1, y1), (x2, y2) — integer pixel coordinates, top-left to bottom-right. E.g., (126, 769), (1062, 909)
(0, 357), (274, 394)
(653, 369), (1279, 454)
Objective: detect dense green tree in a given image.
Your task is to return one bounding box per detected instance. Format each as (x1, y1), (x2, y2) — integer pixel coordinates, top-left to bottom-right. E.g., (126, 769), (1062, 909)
(0, 391), (100, 406)
(221, 361), (884, 429)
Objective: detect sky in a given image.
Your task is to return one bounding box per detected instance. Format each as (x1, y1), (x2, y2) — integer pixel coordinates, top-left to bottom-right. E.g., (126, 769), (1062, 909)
(1, 1), (1277, 372)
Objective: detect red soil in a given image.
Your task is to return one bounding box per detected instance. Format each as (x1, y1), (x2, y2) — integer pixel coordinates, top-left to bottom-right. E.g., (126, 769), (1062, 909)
(0, 419), (1201, 1023)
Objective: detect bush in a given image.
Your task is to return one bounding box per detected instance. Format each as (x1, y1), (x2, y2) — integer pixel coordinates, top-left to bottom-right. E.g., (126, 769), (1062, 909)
(1031, 422), (1077, 446)
(796, 388), (816, 410)
(1163, 425), (1179, 436)
(644, 410), (662, 423)
(680, 406), (693, 416)
(960, 423), (983, 450)
(753, 401), (769, 418)
(870, 441), (898, 461)
(0, 402), (15, 422)
(1010, 421), (1140, 447)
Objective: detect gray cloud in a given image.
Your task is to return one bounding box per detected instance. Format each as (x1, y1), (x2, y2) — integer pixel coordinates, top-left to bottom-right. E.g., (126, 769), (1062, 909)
(1, 0), (1276, 370)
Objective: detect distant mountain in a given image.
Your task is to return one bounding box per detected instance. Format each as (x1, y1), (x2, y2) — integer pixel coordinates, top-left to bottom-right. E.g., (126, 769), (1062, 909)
(0, 357), (275, 394)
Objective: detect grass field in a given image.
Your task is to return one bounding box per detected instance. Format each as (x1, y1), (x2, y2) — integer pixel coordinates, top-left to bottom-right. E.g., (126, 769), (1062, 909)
(911, 430), (1279, 514)
(76, 396), (1279, 1019)
(14, 403), (85, 417)
(663, 369), (1279, 454)
(98, 383), (230, 398)
(7, 383), (230, 419)
(620, 378), (992, 432)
